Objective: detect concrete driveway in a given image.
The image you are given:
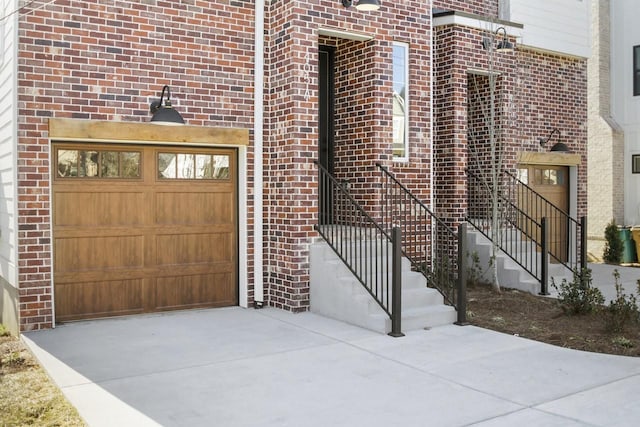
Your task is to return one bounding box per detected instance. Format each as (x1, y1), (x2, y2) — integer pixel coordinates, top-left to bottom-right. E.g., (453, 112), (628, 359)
(587, 263), (640, 302)
(23, 306), (640, 427)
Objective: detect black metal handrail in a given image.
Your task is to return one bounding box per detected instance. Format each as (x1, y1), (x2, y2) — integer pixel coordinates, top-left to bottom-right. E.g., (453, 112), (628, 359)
(467, 169), (587, 294)
(503, 170), (587, 275)
(315, 161), (404, 337)
(376, 163), (466, 323)
(467, 169), (547, 292)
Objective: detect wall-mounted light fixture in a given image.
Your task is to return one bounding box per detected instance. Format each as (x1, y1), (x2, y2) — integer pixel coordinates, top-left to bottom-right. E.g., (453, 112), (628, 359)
(342, 0), (381, 11)
(482, 27), (515, 52)
(150, 85), (185, 125)
(539, 128), (569, 152)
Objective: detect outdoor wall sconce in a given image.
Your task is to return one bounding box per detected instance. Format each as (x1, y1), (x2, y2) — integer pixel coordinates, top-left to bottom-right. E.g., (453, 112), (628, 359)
(482, 27), (515, 52)
(150, 85), (185, 125)
(342, 0), (381, 11)
(539, 128), (569, 152)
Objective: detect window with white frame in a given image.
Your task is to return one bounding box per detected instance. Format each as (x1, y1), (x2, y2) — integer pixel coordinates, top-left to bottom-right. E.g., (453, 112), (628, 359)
(392, 42), (409, 160)
(634, 45), (640, 96)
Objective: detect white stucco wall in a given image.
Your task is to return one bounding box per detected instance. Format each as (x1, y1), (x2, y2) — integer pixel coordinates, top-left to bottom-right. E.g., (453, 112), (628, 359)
(0, 1), (17, 286)
(501, 0), (590, 58)
(610, 0), (640, 226)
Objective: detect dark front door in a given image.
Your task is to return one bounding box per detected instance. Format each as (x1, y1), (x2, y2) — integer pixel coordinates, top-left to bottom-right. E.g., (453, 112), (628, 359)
(319, 45), (335, 224)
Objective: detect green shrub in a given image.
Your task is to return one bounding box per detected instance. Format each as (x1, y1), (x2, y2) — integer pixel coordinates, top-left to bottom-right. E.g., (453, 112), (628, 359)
(603, 220), (623, 264)
(552, 268), (604, 315)
(605, 271), (640, 332)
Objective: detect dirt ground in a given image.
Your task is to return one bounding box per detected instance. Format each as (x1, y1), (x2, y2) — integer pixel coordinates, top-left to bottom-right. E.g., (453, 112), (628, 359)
(467, 285), (640, 357)
(0, 331), (86, 426)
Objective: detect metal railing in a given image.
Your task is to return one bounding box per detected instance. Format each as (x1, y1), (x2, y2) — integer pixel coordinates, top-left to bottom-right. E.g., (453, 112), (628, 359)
(503, 170), (587, 275)
(315, 161), (404, 337)
(376, 163), (467, 324)
(467, 169), (546, 292)
(467, 169), (586, 294)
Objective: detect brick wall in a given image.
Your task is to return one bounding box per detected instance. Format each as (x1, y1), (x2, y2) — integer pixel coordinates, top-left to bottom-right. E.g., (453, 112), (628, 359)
(434, 0), (498, 17)
(263, 1), (432, 312)
(16, 0), (588, 329)
(434, 23), (588, 226)
(17, 0), (255, 331)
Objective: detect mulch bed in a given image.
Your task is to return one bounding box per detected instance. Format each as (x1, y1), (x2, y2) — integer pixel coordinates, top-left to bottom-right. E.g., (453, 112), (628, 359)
(467, 285), (640, 357)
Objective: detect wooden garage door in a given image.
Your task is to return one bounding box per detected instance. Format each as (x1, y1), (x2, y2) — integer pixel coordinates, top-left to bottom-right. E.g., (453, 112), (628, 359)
(52, 144), (238, 322)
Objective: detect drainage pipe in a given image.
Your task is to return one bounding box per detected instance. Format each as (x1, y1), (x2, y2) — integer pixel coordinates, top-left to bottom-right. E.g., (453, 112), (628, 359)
(253, 0), (265, 306)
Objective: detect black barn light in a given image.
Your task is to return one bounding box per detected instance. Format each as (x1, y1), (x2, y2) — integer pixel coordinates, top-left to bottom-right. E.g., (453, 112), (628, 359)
(150, 85), (185, 125)
(342, 0), (381, 11)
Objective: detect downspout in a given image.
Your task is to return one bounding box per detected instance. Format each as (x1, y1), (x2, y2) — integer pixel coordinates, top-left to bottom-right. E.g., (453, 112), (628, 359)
(253, 0), (265, 307)
(429, 0), (434, 216)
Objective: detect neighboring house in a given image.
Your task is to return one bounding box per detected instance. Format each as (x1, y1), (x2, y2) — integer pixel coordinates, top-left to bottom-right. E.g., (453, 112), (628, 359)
(0, 0), (589, 335)
(587, 0), (624, 258)
(588, 0), (640, 258)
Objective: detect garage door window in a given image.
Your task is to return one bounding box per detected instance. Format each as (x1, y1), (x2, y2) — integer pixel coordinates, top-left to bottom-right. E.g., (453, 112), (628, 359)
(57, 149), (141, 178)
(158, 152), (230, 180)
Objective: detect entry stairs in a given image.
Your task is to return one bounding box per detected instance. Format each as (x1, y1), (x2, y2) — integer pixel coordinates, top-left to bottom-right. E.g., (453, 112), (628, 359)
(310, 238), (457, 334)
(466, 225), (573, 295)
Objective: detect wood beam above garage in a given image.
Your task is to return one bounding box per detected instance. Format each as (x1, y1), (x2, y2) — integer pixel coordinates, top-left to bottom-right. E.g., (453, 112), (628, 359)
(48, 118), (249, 146)
(517, 151), (581, 166)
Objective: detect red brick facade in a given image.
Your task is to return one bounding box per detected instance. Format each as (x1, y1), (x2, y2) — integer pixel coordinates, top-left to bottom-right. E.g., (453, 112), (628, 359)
(434, 22), (587, 225)
(11, 0), (588, 330)
(433, 0), (498, 17)
(264, 1), (433, 312)
(17, 0), (256, 330)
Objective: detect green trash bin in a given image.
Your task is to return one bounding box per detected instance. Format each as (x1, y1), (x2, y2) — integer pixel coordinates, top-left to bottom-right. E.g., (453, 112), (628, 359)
(621, 227), (637, 263)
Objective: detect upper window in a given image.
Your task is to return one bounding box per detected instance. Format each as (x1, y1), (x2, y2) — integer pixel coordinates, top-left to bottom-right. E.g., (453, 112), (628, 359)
(533, 168), (565, 186)
(632, 154), (640, 174)
(634, 46), (640, 96)
(57, 149), (141, 178)
(158, 152), (230, 180)
(392, 42), (409, 161)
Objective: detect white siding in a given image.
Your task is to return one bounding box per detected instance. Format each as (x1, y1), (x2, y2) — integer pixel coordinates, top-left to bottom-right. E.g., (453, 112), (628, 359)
(610, 0), (640, 225)
(503, 0), (590, 58)
(0, 0), (18, 287)
(610, 0), (640, 127)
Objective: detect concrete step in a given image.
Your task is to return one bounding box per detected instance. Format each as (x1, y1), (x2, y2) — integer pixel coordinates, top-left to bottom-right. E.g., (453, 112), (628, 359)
(355, 285), (445, 314)
(369, 304), (458, 333)
(310, 240), (457, 334)
(466, 227), (542, 294)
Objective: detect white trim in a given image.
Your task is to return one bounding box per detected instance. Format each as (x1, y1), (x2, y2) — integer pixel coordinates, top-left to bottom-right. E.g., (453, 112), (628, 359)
(10, 0), (18, 289)
(47, 139), (249, 319)
(433, 13), (523, 39)
(237, 144), (248, 308)
(48, 138), (55, 327)
(429, 0), (434, 213)
(467, 68), (502, 77)
(318, 27), (374, 41)
(253, 0), (264, 305)
(392, 41), (410, 162)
